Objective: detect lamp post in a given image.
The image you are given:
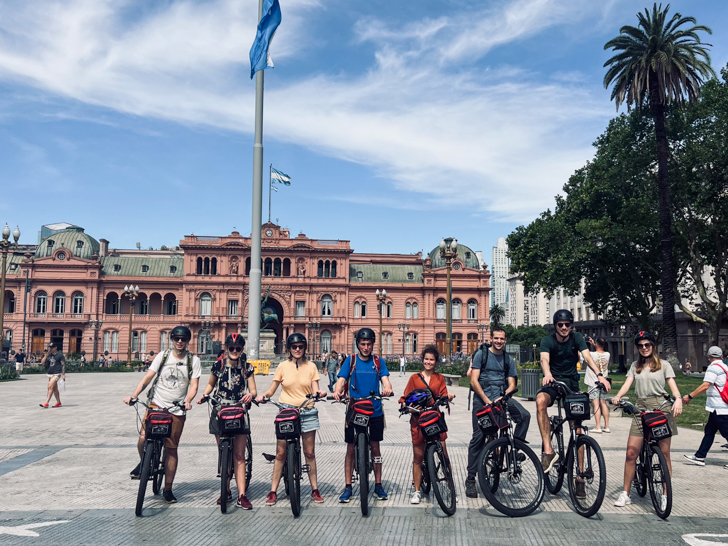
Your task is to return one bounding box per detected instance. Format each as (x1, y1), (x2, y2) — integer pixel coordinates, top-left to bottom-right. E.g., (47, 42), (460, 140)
(375, 289), (387, 356)
(307, 320), (320, 359)
(89, 319), (103, 364)
(123, 285), (139, 364)
(439, 237), (458, 359)
(21, 267), (30, 353)
(477, 323), (488, 346)
(201, 319), (215, 355)
(620, 324), (626, 372)
(532, 343), (537, 363)
(398, 322), (410, 355)
(0, 224), (20, 351)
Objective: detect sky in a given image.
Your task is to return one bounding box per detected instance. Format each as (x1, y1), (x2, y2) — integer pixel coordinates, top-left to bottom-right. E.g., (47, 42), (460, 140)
(1, 0), (727, 261)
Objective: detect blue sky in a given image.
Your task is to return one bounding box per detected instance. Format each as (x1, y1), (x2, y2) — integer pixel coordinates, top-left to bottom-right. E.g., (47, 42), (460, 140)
(1, 0), (727, 260)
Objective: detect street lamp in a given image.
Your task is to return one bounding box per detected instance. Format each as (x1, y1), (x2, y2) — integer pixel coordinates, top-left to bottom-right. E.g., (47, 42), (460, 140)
(439, 237), (458, 359)
(201, 320), (215, 355)
(375, 289), (387, 356)
(123, 284), (140, 364)
(21, 266), (30, 353)
(89, 319), (103, 364)
(620, 324), (626, 372)
(398, 322), (410, 355)
(0, 224), (20, 352)
(477, 323), (488, 346)
(307, 321), (320, 358)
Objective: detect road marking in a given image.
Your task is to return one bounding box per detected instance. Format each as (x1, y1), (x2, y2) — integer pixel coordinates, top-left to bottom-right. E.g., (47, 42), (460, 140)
(683, 534), (728, 546)
(0, 520), (69, 537)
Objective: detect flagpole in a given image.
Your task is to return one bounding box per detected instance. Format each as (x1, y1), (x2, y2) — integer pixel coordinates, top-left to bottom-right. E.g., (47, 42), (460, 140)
(268, 164), (272, 223)
(247, 0), (265, 360)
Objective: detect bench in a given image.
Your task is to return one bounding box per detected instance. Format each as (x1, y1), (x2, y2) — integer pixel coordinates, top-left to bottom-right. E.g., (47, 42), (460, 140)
(442, 374), (460, 386)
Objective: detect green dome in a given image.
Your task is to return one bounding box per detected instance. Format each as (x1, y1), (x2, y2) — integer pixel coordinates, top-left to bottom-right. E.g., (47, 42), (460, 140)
(35, 227), (100, 260)
(428, 242), (480, 269)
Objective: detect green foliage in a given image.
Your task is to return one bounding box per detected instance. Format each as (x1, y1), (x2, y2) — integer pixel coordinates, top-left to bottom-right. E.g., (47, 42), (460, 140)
(500, 324), (549, 350)
(517, 361), (542, 370)
(489, 304), (505, 325)
(0, 365), (19, 381)
(405, 361), (424, 372)
(20, 366), (46, 374)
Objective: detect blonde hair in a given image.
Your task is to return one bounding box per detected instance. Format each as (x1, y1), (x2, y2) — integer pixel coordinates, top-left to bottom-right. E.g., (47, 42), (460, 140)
(636, 348), (661, 374)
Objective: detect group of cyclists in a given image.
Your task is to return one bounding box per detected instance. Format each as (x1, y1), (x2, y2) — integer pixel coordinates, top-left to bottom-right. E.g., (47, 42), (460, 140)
(123, 308), (684, 516)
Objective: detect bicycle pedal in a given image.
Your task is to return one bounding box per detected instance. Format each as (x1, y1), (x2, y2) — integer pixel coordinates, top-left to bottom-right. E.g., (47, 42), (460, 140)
(301, 464), (311, 472)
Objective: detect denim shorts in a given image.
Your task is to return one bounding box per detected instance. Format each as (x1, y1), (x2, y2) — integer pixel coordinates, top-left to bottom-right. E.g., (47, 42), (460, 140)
(280, 403), (320, 433)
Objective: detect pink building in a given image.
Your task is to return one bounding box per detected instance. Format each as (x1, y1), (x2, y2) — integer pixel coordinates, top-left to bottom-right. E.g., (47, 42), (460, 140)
(1, 223), (491, 360)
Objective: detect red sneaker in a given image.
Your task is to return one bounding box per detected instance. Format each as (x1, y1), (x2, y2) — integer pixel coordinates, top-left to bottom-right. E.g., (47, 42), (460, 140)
(312, 489), (324, 503)
(265, 491), (277, 506)
(39, 403), (49, 408)
(237, 495), (253, 510)
(53, 403), (62, 408)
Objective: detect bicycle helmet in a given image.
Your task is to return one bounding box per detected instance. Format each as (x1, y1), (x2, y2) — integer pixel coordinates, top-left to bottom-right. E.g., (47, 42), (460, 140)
(634, 331), (657, 345)
(286, 332), (308, 349)
(225, 333), (245, 347)
(404, 389), (432, 407)
(552, 309), (574, 324)
(355, 327), (376, 344)
(170, 325), (192, 341)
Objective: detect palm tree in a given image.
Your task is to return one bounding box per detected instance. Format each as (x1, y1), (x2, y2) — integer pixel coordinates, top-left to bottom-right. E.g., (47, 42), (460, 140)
(603, 3), (714, 357)
(490, 304), (505, 326)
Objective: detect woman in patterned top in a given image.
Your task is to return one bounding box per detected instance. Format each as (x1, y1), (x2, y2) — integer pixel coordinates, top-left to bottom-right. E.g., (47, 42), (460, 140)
(197, 333), (257, 509)
(585, 337), (611, 433)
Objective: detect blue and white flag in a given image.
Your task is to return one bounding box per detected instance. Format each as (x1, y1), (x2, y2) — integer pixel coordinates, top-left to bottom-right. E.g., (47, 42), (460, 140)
(249, 0), (282, 79)
(271, 167), (291, 185)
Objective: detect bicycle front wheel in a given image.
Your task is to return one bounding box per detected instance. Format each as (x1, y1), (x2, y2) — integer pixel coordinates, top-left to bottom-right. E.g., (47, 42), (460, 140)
(135, 442), (155, 517)
(357, 432), (369, 516)
(479, 437), (544, 518)
(647, 444), (671, 519)
(152, 445), (165, 495)
(566, 434), (606, 518)
(427, 443), (456, 516)
(289, 442), (301, 517)
(634, 448), (647, 497)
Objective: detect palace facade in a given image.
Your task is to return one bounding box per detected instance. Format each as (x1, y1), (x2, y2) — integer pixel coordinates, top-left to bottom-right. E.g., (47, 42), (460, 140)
(1, 223), (491, 360)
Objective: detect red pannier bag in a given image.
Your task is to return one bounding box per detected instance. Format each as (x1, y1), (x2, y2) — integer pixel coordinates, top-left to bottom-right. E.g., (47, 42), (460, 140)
(347, 399), (375, 428)
(641, 410), (672, 442)
(218, 405), (248, 435)
(146, 410), (173, 438)
(418, 409), (447, 437)
(476, 403), (508, 435)
(275, 407), (301, 439)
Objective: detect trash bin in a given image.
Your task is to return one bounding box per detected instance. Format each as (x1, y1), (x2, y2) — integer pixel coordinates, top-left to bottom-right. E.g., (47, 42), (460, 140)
(257, 360), (271, 375)
(521, 368), (541, 400)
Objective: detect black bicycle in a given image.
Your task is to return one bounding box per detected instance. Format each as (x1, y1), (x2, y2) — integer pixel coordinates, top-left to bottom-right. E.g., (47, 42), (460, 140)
(129, 398), (185, 517)
(201, 394), (255, 513)
(476, 390), (545, 517)
(262, 393), (325, 517)
(400, 395), (457, 516)
(333, 392), (389, 516)
(611, 395), (675, 519)
(540, 381), (607, 518)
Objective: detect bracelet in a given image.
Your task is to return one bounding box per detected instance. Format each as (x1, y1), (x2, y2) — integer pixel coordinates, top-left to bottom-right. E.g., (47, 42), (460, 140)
(687, 394), (693, 400)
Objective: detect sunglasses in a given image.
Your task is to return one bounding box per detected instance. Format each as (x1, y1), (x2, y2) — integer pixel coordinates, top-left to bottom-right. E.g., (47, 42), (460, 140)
(290, 344), (305, 351)
(556, 322), (572, 328)
(228, 346), (244, 353)
(637, 343), (653, 349)
(171, 336), (188, 343)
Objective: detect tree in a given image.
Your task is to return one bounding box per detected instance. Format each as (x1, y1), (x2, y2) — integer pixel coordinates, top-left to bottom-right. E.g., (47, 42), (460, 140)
(603, 3), (714, 357)
(490, 304), (505, 326)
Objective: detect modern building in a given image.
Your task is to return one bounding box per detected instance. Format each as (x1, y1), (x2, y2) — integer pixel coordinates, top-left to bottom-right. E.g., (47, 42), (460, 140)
(1, 223), (492, 361)
(491, 237), (509, 310)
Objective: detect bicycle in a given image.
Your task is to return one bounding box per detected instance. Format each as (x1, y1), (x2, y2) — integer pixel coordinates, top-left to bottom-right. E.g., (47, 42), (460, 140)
(611, 395), (675, 519)
(332, 392), (390, 516)
(540, 380), (608, 518)
(201, 393), (256, 513)
(400, 395), (457, 516)
(476, 389), (545, 517)
(261, 393), (325, 517)
(129, 397), (185, 517)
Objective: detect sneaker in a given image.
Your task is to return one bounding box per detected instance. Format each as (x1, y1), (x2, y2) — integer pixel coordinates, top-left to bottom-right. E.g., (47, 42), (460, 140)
(237, 495), (253, 510)
(592, 429), (602, 434)
(130, 463), (141, 480)
(603, 428), (611, 433)
(575, 480), (586, 499)
(217, 491), (232, 505)
(410, 490), (421, 504)
(614, 491), (631, 507)
(312, 489), (324, 503)
(683, 454), (705, 466)
(163, 490), (177, 503)
(660, 495), (668, 512)
(465, 477), (478, 499)
(373, 484), (388, 500)
(52, 403), (62, 408)
(516, 452), (527, 463)
(339, 486), (353, 503)
(39, 403), (49, 408)
(723, 464), (728, 470)
(721, 443), (728, 450)
(265, 491), (277, 506)
(541, 452), (559, 473)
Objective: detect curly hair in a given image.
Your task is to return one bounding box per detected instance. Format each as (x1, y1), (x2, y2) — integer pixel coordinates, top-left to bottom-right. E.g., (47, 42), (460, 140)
(421, 344), (440, 363)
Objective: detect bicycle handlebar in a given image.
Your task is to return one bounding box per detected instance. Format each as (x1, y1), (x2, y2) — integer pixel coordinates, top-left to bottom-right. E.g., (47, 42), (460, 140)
(610, 394), (675, 415)
(331, 393), (391, 405)
(260, 393), (326, 410)
(399, 394), (453, 416)
(200, 393), (259, 408)
(129, 398), (185, 411)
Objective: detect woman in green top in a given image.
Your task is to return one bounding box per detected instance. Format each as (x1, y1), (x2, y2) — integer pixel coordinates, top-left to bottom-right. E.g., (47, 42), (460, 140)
(611, 331), (682, 509)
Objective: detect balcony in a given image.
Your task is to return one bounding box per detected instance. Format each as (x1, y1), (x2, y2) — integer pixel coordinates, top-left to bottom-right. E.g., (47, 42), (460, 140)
(30, 313), (90, 322)
(101, 314), (167, 322)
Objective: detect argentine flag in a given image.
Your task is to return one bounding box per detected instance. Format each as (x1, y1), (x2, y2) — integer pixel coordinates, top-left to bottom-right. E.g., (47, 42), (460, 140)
(249, 0), (282, 79)
(271, 167), (291, 185)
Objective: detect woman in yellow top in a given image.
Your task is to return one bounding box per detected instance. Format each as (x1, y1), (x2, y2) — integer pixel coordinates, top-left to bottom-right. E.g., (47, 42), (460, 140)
(257, 333), (327, 506)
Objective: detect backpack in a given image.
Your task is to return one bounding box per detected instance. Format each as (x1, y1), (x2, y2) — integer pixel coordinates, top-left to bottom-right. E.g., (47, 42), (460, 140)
(343, 354), (382, 396)
(146, 350), (194, 403)
(712, 362), (728, 405)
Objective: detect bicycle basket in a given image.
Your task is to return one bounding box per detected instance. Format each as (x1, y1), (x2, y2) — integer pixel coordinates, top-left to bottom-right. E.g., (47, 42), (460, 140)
(146, 410), (173, 438)
(275, 408), (301, 439)
(347, 399), (374, 428)
(218, 405), (248, 435)
(564, 393), (590, 421)
(640, 411), (672, 442)
(476, 403), (508, 435)
(418, 409), (447, 437)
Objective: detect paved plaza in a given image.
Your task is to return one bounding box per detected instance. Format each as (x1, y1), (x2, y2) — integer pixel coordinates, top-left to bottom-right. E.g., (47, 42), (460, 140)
(1, 371), (727, 545)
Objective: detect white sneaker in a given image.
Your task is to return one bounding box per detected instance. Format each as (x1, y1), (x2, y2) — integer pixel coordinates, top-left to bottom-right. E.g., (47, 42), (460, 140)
(683, 454), (705, 466)
(410, 490), (421, 504)
(660, 495), (668, 512)
(614, 491), (632, 507)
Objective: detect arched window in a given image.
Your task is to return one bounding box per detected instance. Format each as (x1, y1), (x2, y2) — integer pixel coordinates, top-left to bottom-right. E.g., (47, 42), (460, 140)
(405, 332), (418, 354)
(264, 258), (273, 276)
(467, 333), (479, 354)
(199, 293), (212, 316)
(35, 291), (47, 314)
(467, 299), (478, 320)
(321, 295), (333, 317)
(361, 302), (367, 318)
(138, 295), (149, 315)
(245, 257), (251, 275)
(385, 332), (392, 353)
(324, 260), (330, 278)
(163, 293), (177, 315)
(160, 331), (173, 351)
(198, 329), (212, 354)
(386, 302), (393, 318)
(331, 260), (337, 278)
(283, 258), (291, 276)
(317, 260), (324, 277)
(405, 302), (412, 319)
(354, 302), (360, 318)
(436, 299), (446, 320)
(107, 293), (119, 314)
(413, 302), (419, 319)
(204, 257), (210, 275)
(274, 258), (282, 277)
(452, 332), (463, 353)
(320, 330), (332, 353)
(3, 291), (15, 314)
(72, 292), (84, 315)
(196, 257), (203, 274)
(211, 258), (218, 275)
(436, 332), (446, 354)
(53, 291), (66, 314)
(452, 299), (462, 320)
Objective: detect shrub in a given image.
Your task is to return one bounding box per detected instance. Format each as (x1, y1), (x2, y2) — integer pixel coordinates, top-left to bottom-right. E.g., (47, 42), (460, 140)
(0, 365), (19, 381)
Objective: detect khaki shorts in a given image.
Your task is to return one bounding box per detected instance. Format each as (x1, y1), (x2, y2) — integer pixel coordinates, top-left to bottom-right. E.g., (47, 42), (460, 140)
(144, 405), (186, 449)
(629, 396), (678, 438)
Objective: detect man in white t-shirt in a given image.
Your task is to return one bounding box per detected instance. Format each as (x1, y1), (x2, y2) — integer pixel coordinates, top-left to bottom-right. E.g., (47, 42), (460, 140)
(682, 346), (728, 469)
(123, 326), (201, 503)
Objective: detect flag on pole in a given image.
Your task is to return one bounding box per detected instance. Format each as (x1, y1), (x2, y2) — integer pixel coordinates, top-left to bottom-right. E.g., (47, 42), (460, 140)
(271, 167), (291, 185)
(249, 0), (282, 79)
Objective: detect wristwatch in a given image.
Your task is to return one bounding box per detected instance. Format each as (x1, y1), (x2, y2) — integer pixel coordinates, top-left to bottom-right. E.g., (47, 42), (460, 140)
(687, 393), (693, 400)
(597, 373), (604, 377)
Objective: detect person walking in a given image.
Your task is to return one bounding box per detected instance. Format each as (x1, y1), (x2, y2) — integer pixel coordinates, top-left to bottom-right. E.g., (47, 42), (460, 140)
(399, 355), (406, 377)
(682, 346), (728, 469)
(14, 349), (25, 373)
(325, 351), (339, 393)
(585, 337), (611, 433)
(40, 343), (65, 408)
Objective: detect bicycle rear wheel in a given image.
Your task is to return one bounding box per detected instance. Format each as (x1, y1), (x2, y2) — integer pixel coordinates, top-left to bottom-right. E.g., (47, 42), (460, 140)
(245, 437), (253, 487)
(479, 437), (544, 517)
(427, 443), (456, 516)
(545, 427), (564, 495)
(135, 441), (155, 517)
(152, 445), (165, 495)
(647, 444), (671, 519)
(567, 434), (606, 518)
(220, 441), (231, 513)
(357, 432), (369, 516)
(634, 448), (647, 497)
(289, 442), (301, 517)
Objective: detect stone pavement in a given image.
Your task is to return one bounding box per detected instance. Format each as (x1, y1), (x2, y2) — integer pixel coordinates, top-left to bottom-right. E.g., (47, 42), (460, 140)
(1, 370), (727, 545)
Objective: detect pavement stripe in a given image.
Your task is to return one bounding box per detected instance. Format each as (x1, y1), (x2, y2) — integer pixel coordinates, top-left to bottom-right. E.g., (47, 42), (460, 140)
(0, 446), (68, 477)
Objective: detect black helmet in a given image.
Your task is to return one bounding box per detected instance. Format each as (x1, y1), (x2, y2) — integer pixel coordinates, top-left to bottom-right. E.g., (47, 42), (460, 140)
(634, 331), (657, 345)
(355, 328), (376, 344)
(552, 309), (574, 325)
(170, 325), (192, 342)
(225, 333), (245, 347)
(286, 333), (308, 349)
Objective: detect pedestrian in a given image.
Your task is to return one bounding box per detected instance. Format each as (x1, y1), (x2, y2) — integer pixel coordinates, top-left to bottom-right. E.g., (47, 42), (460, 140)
(15, 349), (25, 373)
(399, 354), (406, 377)
(325, 351), (339, 393)
(144, 351), (154, 370)
(40, 343), (66, 408)
(685, 361), (692, 374)
(682, 346), (728, 469)
(585, 337), (611, 433)
(80, 352), (87, 366)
